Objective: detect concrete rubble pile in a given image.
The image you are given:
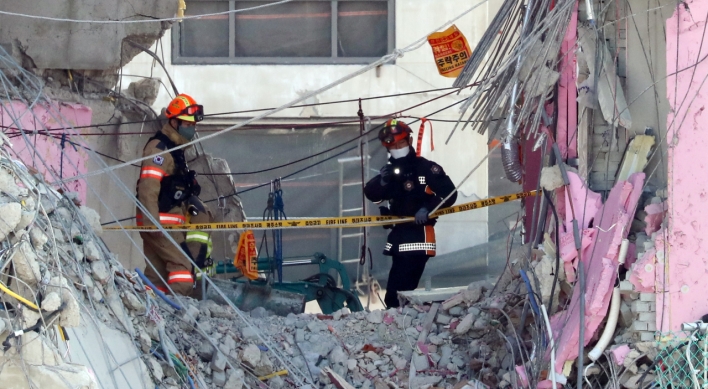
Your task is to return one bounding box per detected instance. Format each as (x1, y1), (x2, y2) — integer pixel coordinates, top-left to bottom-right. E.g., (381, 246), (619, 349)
(0, 131), (667, 389)
(0, 136), (509, 389)
(170, 275), (523, 389)
(0, 149), (533, 389)
(0, 155), (106, 387)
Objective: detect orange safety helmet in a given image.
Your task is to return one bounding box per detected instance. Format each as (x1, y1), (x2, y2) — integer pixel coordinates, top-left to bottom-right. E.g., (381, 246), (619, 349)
(378, 118), (412, 147)
(165, 94), (204, 123)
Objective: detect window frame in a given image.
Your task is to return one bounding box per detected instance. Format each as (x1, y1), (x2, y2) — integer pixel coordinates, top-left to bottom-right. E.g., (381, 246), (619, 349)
(172, 0), (395, 65)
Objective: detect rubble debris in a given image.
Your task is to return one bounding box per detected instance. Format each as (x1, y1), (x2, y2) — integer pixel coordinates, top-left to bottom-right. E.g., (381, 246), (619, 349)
(540, 164), (565, 191)
(0, 125), (667, 389)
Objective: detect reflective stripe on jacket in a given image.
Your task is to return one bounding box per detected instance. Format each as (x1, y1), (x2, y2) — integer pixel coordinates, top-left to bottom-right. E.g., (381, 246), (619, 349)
(136, 123), (189, 227)
(186, 231), (213, 258)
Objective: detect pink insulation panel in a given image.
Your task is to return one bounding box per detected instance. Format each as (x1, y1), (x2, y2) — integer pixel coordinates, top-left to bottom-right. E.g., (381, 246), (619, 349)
(1, 101), (92, 203)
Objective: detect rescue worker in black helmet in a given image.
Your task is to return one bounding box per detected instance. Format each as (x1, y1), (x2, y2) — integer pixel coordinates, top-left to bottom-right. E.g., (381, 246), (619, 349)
(364, 118), (457, 308)
(136, 93), (213, 296)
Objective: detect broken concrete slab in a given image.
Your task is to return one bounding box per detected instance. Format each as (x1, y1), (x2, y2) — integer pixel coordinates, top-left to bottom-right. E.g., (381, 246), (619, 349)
(401, 287), (467, 306)
(83, 240), (101, 262)
(366, 310), (383, 324)
(0, 0), (175, 70)
(211, 351), (227, 373)
(224, 369), (245, 389)
(41, 292), (61, 312)
(0, 360), (99, 389)
(240, 344), (261, 368)
(11, 240), (41, 285)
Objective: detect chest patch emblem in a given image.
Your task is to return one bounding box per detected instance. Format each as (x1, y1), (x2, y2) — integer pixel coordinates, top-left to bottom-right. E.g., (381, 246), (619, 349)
(431, 164), (441, 174)
(153, 155), (164, 166)
(403, 180), (414, 191)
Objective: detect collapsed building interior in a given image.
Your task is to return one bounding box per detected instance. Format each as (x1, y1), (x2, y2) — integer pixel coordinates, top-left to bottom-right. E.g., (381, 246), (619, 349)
(0, 0), (703, 388)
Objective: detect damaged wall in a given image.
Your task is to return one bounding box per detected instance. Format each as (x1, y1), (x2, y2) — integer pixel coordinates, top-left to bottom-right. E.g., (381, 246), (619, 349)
(664, 0), (708, 332)
(0, 1), (175, 71)
(626, 0), (672, 191)
(575, 0), (671, 191)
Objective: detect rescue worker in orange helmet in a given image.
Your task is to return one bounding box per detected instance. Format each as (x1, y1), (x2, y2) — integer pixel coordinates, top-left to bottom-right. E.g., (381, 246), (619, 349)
(364, 119), (457, 308)
(136, 93), (213, 296)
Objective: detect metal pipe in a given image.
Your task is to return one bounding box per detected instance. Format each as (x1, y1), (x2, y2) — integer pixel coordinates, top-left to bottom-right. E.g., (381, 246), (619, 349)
(135, 267), (181, 311)
(158, 326), (175, 368)
(501, 0), (536, 182)
(541, 305), (557, 389)
(201, 274), (207, 301)
(501, 139), (523, 182)
(584, 0), (595, 25)
(282, 259), (315, 267)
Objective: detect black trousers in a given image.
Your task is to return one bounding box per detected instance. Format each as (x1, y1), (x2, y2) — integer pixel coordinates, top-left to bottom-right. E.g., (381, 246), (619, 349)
(384, 254), (429, 308)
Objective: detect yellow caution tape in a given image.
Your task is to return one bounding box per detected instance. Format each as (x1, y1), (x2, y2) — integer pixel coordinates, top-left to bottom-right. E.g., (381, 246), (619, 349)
(106, 190), (537, 232)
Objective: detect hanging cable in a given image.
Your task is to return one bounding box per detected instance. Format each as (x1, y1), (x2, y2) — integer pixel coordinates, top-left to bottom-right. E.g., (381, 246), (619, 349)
(258, 191), (275, 262)
(273, 180), (286, 283)
(262, 179), (286, 283)
(0, 84), (477, 136)
(124, 40), (179, 96)
(356, 100), (373, 270)
(102, 91), (471, 225)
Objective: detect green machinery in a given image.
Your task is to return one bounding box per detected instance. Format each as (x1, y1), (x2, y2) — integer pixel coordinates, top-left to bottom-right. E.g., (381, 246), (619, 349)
(205, 252), (363, 315)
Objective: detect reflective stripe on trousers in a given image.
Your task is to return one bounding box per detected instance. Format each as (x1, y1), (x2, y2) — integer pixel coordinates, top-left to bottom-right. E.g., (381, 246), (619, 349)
(168, 270), (194, 284)
(136, 213), (186, 226)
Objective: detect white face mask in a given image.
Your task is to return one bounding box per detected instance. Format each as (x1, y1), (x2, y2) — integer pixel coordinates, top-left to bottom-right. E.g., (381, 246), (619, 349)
(389, 147), (410, 159)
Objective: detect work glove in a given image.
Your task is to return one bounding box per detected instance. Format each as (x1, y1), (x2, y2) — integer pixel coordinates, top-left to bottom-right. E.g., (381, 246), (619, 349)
(414, 207), (429, 225)
(380, 165), (393, 186)
(195, 259), (216, 280)
(196, 257), (214, 271)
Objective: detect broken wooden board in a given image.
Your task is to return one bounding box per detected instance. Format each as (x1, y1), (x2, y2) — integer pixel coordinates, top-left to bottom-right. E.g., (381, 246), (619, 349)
(616, 135), (655, 182)
(323, 367), (355, 389)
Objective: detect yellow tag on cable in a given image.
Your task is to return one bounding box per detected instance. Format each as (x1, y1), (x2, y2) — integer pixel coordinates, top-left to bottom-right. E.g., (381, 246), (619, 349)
(106, 190), (537, 232)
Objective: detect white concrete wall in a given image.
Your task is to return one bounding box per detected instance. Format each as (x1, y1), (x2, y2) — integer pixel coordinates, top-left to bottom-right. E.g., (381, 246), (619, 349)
(122, 0), (505, 255)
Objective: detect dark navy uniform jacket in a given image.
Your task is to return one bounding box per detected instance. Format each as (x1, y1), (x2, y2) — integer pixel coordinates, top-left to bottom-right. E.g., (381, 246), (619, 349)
(364, 147), (457, 257)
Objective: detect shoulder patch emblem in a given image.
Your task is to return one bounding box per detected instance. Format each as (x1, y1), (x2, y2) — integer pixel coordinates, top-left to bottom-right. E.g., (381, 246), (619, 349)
(403, 180), (414, 191)
(153, 155), (164, 166)
(431, 164), (442, 174)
